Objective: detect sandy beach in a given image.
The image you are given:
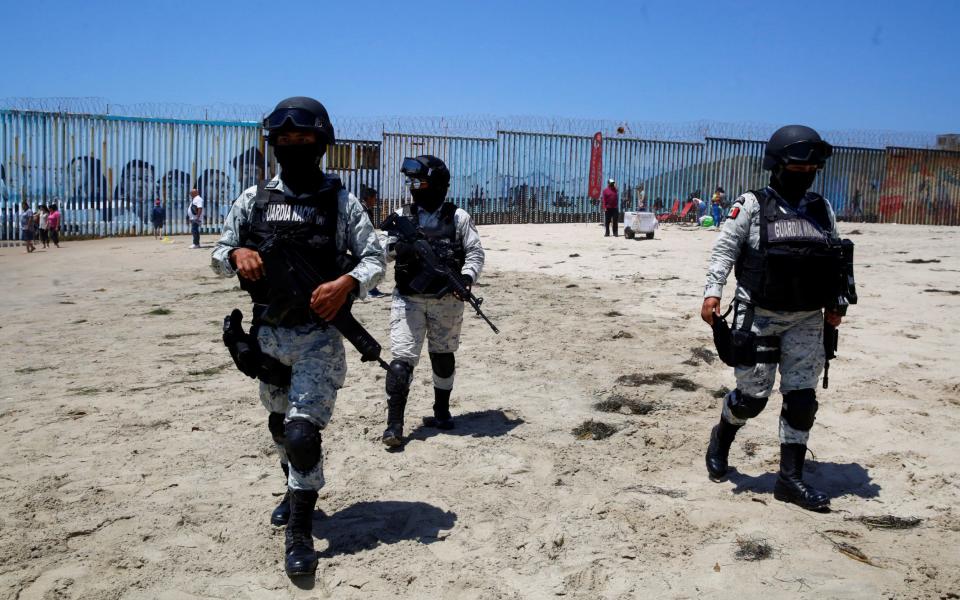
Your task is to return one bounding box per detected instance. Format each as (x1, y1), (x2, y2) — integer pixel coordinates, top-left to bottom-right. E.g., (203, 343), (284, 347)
(1, 221), (958, 599)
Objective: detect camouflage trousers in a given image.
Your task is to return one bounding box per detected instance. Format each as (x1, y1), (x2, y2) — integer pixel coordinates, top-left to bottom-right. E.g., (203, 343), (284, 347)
(720, 307), (825, 445)
(389, 291), (464, 390)
(257, 322), (346, 491)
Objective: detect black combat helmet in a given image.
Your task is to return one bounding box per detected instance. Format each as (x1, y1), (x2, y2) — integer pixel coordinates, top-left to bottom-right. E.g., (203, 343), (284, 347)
(401, 155), (450, 193)
(263, 96), (336, 146)
(762, 125), (833, 171)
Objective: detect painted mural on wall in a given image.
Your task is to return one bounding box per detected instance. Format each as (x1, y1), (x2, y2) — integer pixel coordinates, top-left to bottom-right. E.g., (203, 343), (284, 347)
(53, 153), (255, 232)
(879, 149), (960, 225)
(0, 111), (266, 238)
(3, 109), (959, 240)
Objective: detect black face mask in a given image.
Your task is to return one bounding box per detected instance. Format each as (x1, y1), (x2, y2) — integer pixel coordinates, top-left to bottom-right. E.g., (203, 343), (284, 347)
(275, 145), (323, 192)
(411, 188), (444, 213)
(771, 168), (817, 204)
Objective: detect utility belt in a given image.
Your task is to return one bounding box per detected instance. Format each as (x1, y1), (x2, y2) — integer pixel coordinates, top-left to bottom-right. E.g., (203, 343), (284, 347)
(251, 302), (329, 330)
(222, 308), (292, 387)
(711, 301), (781, 367)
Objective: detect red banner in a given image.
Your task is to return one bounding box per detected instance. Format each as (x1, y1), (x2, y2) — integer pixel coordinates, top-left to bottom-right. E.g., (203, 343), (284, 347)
(588, 132), (603, 200)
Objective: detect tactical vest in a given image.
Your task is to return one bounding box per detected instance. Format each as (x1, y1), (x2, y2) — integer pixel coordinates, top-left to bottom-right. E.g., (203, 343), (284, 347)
(238, 177), (353, 323)
(734, 189), (843, 312)
(395, 202), (466, 296)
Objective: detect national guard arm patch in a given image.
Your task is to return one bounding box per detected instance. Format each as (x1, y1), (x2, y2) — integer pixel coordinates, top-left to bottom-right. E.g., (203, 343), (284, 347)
(729, 206), (741, 219)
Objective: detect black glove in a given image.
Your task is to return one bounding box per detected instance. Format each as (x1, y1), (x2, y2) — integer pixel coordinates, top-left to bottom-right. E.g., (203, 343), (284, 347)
(452, 273), (473, 301)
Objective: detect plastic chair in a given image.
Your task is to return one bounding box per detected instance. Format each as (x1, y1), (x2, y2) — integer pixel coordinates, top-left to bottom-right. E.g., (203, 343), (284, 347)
(656, 200), (680, 222)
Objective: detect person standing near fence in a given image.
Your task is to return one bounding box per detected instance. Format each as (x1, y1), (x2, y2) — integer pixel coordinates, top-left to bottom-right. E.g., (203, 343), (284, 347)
(711, 187), (725, 229)
(151, 198), (166, 239)
(188, 189), (204, 248)
(47, 203), (61, 248)
(37, 205), (50, 248)
(602, 179), (619, 237)
(20, 201), (35, 253)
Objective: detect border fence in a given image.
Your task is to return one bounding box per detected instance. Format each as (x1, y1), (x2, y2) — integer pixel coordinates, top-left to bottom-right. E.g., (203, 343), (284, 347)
(2, 108), (959, 241)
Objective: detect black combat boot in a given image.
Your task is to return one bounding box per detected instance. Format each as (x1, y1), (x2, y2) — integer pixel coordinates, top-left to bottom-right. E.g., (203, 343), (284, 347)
(270, 463), (291, 526)
(705, 418), (742, 481)
(422, 387), (454, 430)
(773, 443), (830, 511)
(284, 489), (319, 576)
(382, 395), (407, 448)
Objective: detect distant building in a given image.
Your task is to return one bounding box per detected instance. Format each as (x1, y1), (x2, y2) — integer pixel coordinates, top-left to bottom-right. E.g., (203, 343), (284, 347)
(936, 134), (959, 151)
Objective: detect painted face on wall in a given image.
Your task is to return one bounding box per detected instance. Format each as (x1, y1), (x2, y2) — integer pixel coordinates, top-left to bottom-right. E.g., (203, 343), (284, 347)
(236, 163), (264, 189)
(198, 169), (233, 219)
(115, 161), (156, 222)
(132, 164), (155, 200)
(69, 157), (105, 200)
(200, 170), (231, 203)
(157, 170), (192, 204)
(67, 157), (110, 222)
(233, 147), (265, 189)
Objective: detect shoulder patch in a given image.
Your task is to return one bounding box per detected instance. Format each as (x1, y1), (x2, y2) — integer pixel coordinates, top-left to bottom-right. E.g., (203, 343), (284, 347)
(729, 206), (740, 219)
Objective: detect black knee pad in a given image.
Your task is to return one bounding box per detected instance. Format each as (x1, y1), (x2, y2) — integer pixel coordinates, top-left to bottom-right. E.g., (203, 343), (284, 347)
(727, 389), (768, 420)
(428, 352), (455, 379)
(386, 359), (414, 397)
(284, 419), (322, 473)
(268, 412), (286, 446)
(781, 388), (818, 431)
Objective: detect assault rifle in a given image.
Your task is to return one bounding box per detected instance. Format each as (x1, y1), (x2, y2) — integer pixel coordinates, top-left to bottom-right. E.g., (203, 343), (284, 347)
(252, 229), (390, 371)
(823, 239), (858, 389)
(381, 212), (499, 334)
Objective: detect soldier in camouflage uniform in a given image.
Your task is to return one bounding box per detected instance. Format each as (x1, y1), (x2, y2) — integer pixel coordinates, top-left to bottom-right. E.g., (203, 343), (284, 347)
(380, 155), (485, 447)
(211, 97), (384, 576)
(701, 125), (856, 512)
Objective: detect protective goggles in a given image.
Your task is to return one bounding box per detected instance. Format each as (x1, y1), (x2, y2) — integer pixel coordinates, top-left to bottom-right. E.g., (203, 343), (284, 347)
(263, 108), (324, 130)
(405, 177), (427, 190)
(400, 157), (429, 179)
(781, 140), (833, 165)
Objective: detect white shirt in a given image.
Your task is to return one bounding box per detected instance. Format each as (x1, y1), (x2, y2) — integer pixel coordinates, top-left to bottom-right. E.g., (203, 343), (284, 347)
(188, 196), (204, 221)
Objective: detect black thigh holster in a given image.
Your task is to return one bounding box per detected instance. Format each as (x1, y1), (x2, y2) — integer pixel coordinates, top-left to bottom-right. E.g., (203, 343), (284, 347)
(222, 307), (292, 387)
(712, 302), (781, 368)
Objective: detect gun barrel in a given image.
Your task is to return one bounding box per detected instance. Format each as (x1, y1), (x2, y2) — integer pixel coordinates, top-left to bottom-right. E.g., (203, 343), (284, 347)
(466, 295), (499, 334)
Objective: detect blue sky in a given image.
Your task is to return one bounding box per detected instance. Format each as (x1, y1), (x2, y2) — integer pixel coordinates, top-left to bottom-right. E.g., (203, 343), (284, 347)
(6, 0), (959, 133)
